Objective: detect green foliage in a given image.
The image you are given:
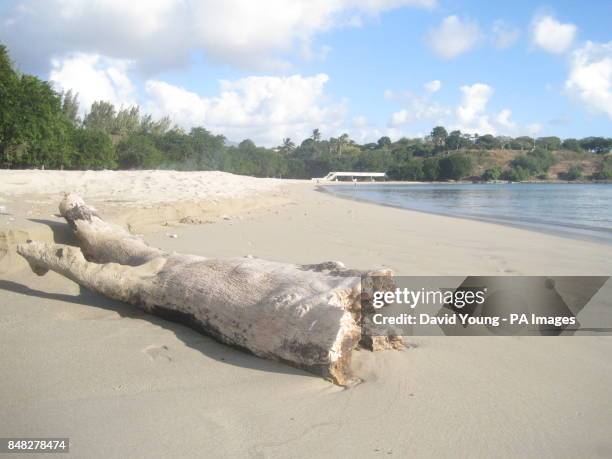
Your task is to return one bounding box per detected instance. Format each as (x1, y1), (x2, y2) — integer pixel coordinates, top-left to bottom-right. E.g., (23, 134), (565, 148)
(422, 157), (440, 180)
(562, 138), (581, 152)
(509, 148), (555, 178)
(72, 129), (116, 169)
(502, 166), (530, 182)
(482, 166), (502, 181)
(558, 164), (582, 181)
(592, 156), (612, 180)
(84, 101), (115, 133)
(431, 126), (447, 149)
(579, 137), (612, 154)
(508, 136), (534, 151)
(536, 136), (562, 150)
(0, 43), (610, 182)
(475, 134), (500, 150)
(117, 133), (163, 169)
(438, 154), (474, 180)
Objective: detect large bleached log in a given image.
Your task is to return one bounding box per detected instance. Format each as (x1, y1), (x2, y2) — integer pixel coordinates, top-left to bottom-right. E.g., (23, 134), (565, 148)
(17, 194), (396, 385)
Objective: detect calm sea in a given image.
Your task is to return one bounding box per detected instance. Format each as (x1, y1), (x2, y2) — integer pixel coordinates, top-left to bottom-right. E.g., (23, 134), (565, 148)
(323, 183), (612, 244)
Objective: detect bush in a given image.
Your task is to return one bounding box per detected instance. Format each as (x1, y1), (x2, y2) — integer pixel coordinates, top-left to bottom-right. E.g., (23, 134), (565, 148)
(510, 148), (555, 178)
(438, 154), (473, 180)
(502, 166), (530, 182)
(558, 165), (582, 181)
(72, 129), (116, 169)
(117, 134), (163, 169)
(592, 156), (612, 180)
(482, 166), (502, 181)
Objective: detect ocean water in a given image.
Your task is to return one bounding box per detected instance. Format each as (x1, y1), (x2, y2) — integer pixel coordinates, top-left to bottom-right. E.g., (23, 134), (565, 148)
(323, 183), (612, 244)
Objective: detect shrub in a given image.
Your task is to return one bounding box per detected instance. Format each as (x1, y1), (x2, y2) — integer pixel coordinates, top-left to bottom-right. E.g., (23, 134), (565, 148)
(438, 154), (474, 180)
(482, 166), (502, 181)
(117, 133), (163, 169)
(558, 165), (582, 181)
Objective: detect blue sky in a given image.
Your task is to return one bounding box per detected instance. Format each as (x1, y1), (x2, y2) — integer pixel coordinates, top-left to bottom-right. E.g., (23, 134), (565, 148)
(1, 0), (610, 145)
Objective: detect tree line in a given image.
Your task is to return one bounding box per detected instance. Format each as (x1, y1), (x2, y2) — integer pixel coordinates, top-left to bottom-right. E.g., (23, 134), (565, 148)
(1, 44), (611, 181)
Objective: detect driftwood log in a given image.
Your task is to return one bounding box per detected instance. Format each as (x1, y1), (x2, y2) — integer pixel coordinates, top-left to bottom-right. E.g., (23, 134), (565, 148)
(17, 194), (397, 385)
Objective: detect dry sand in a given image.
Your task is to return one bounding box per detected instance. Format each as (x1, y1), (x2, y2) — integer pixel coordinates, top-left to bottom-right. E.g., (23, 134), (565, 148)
(1, 171), (611, 458)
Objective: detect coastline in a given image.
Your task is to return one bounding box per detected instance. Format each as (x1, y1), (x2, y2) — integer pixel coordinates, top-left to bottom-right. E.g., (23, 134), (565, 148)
(1, 172), (611, 457)
(318, 183), (612, 245)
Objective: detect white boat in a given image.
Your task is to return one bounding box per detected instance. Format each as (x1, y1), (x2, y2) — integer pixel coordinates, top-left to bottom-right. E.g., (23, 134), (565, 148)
(312, 172), (387, 182)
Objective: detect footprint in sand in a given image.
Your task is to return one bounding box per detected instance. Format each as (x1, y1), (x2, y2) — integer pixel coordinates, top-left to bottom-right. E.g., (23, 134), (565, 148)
(143, 345), (173, 363)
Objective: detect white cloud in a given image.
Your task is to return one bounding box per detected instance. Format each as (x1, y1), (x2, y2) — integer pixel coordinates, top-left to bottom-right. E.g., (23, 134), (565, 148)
(495, 108), (516, 130)
(491, 20), (520, 49)
(144, 74), (347, 145)
(424, 79), (441, 93)
(564, 41), (612, 119)
(456, 83), (494, 133)
(1, 0), (436, 72)
(49, 53), (137, 113)
(531, 15), (576, 54)
(386, 82), (541, 138)
(426, 16), (482, 59)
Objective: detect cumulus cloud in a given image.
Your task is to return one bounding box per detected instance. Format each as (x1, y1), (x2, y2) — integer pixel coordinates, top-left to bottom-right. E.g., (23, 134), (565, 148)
(426, 16), (482, 59)
(456, 83), (495, 132)
(564, 41), (612, 119)
(49, 53), (137, 113)
(144, 74), (347, 145)
(531, 15), (576, 54)
(491, 20), (520, 49)
(386, 82), (535, 136)
(424, 79), (441, 93)
(1, 0), (436, 72)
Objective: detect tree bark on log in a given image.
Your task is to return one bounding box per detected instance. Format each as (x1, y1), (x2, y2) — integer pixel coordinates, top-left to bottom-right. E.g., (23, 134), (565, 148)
(17, 194), (397, 385)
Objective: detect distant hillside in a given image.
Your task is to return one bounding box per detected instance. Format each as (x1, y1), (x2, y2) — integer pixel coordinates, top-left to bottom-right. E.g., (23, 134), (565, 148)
(467, 149), (609, 181)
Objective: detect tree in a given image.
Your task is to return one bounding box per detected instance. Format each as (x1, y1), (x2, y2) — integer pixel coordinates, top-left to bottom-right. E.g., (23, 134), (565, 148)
(0, 44), (23, 166)
(535, 136), (562, 150)
(61, 90), (80, 126)
(280, 137), (295, 155)
(117, 133), (163, 169)
(509, 136), (534, 151)
(438, 154), (474, 180)
(84, 101), (116, 133)
(72, 129), (116, 169)
(112, 106), (140, 136)
(312, 128), (321, 142)
(422, 157), (440, 180)
(482, 166), (502, 181)
(579, 137), (612, 154)
(431, 126), (448, 149)
(377, 136), (391, 149)
(445, 130), (466, 150)
(476, 134), (500, 150)
(561, 138), (582, 152)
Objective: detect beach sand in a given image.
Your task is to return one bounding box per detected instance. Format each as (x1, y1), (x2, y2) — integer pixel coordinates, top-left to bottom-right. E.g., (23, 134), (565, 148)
(1, 171), (611, 458)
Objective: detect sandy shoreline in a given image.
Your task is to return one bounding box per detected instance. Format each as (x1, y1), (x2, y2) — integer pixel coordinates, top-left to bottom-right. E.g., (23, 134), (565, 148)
(1, 171), (611, 458)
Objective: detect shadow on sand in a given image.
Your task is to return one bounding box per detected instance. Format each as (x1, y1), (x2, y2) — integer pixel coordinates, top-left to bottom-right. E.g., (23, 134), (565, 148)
(2, 220), (315, 381)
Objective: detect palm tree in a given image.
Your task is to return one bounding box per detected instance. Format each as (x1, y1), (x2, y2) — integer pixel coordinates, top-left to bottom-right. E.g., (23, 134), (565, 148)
(280, 137), (295, 155)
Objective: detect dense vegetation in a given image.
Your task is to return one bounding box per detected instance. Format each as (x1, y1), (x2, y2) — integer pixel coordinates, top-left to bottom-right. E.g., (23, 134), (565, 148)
(1, 44), (611, 181)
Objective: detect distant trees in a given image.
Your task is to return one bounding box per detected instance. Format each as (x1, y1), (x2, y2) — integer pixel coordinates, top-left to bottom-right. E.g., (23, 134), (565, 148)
(535, 136), (562, 150)
(117, 133), (163, 169)
(438, 154), (474, 180)
(579, 137), (612, 154)
(72, 129), (116, 169)
(431, 126), (448, 149)
(0, 43), (611, 182)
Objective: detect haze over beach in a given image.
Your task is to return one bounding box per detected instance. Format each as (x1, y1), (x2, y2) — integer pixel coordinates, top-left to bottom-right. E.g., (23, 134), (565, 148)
(1, 0), (611, 458)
